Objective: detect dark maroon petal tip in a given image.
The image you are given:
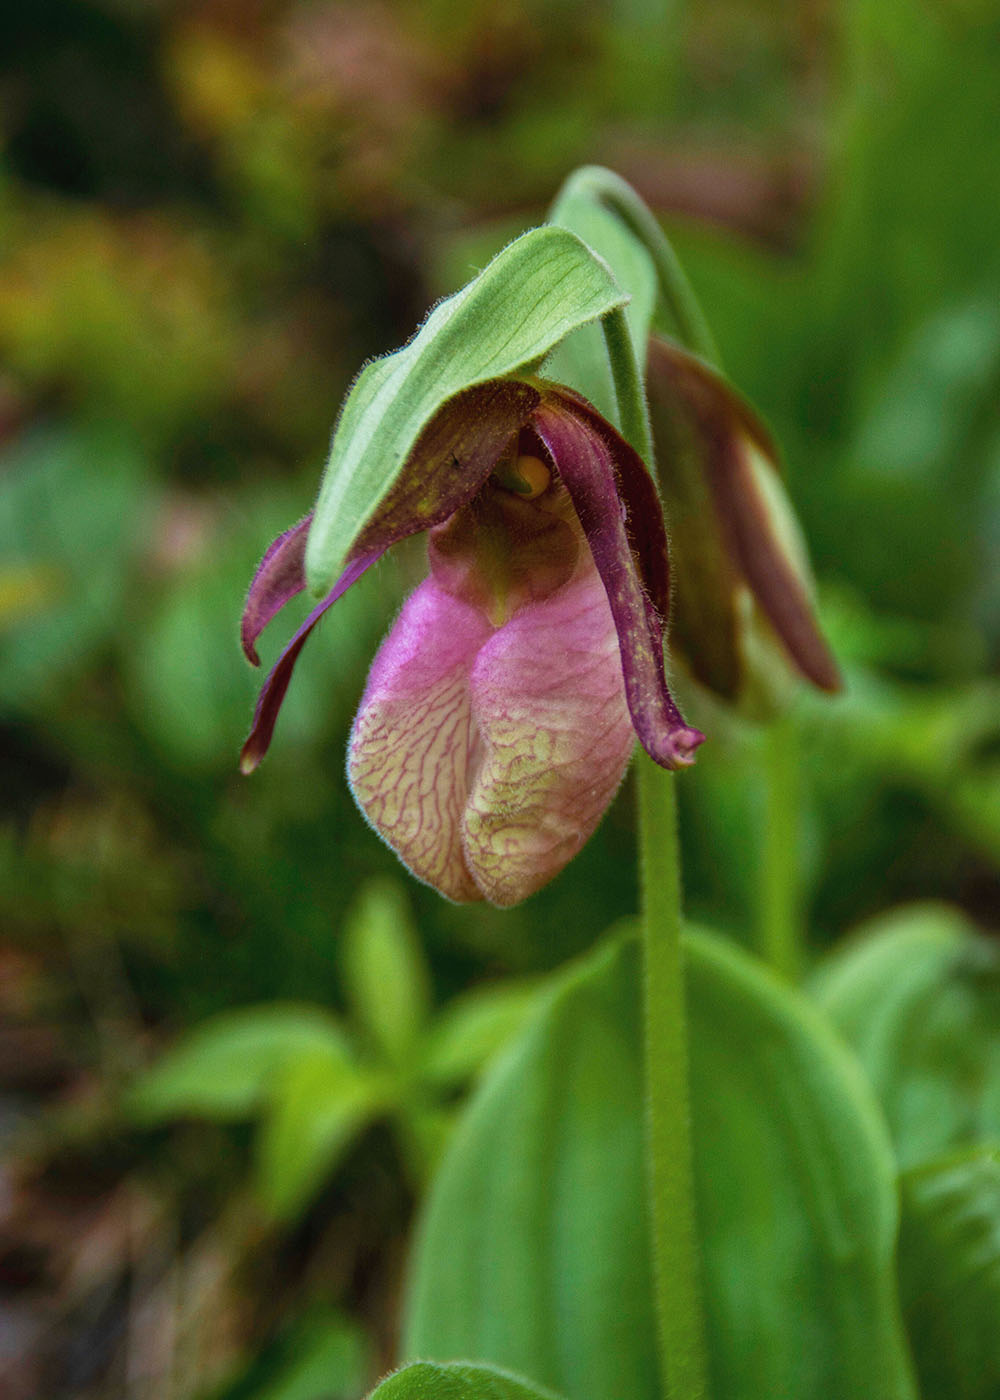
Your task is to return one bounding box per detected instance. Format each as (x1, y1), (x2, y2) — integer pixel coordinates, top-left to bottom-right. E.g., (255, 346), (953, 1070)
(240, 548), (382, 774)
(242, 514), (313, 666)
(531, 393), (703, 772)
(721, 458), (844, 693)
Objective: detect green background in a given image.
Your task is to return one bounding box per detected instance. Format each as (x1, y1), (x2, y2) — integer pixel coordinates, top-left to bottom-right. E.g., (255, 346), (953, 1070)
(1, 1), (998, 1396)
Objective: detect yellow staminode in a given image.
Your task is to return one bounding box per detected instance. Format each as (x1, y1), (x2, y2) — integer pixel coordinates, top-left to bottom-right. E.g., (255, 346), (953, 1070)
(493, 454), (551, 500)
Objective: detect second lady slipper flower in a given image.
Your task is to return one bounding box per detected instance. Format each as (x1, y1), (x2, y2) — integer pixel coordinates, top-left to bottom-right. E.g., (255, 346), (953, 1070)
(239, 228), (702, 906)
(645, 337), (842, 715)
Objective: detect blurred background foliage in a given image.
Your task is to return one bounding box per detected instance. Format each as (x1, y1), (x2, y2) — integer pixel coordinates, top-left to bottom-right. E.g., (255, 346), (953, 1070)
(0, 0), (998, 1396)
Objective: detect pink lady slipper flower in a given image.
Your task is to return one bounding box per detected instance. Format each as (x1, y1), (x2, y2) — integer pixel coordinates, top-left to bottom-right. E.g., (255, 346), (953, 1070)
(239, 227), (703, 906)
(240, 380), (702, 907)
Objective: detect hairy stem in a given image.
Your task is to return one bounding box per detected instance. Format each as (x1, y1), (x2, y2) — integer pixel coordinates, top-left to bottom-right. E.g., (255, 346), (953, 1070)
(603, 307), (711, 1400)
(601, 305), (655, 458)
(637, 756), (711, 1400)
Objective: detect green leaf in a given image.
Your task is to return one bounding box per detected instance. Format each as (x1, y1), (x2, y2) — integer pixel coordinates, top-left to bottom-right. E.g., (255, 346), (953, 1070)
(342, 879), (430, 1067)
(420, 979), (547, 1087)
(305, 225), (628, 594)
(812, 903), (1000, 1168)
(128, 1004), (352, 1122)
(368, 1361), (566, 1400)
(405, 938), (654, 1400)
(544, 180), (658, 424)
(405, 933), (914, 1400)
(256, 1046), (387, 1220)
(898, 1146), (1000, 1400)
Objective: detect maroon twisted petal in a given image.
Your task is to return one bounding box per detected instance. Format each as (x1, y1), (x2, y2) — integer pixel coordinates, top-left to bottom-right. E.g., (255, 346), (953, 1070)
(241, 514), (313, 666)
(239, 380), (544, 773)
(240, 548), (383, 774)
(532, 393), (704, 769)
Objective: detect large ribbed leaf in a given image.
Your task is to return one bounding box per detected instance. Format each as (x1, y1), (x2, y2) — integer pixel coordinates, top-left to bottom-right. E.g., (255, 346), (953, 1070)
(898, 1146), (1000, 1400)
(812, 903), (1000, 1168)
(369, 1363), (565, 1400)
(305, 227), (627, 594)
(407, 939), (656, 1400)
(404, 932), (915, 1400)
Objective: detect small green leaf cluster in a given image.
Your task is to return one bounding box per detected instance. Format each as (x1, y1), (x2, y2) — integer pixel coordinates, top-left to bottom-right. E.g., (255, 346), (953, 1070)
(129, 879), (546, 1221)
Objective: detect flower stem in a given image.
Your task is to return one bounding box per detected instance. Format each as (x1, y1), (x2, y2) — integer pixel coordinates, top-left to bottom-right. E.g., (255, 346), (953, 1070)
(562, 166), (720, 363)
(757, 714), (803, 981)
(602, 307), (711, 1400)
(637, 754), (711, 1400)
(601, 305), (655, 458)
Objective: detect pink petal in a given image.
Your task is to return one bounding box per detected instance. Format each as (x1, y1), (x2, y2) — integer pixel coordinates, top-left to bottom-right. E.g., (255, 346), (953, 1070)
(462, 555), (636, 907)
(347, 580), (492, 902)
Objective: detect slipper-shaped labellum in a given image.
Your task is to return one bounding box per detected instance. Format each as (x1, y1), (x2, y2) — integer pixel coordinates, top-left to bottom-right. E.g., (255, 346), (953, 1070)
(240, 380), (703, 906)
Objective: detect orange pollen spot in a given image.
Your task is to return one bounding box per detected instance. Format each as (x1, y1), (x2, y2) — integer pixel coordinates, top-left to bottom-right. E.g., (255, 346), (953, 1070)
(507, 454), (551, 500)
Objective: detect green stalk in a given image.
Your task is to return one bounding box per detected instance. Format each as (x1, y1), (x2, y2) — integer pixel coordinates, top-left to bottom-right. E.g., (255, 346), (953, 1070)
(566, 166), (720, 364)
(757, 714), (803, 981)
(603, 308), (711, 1400)
(637, 755), (712, 1400)
(601, 305), (654, 458)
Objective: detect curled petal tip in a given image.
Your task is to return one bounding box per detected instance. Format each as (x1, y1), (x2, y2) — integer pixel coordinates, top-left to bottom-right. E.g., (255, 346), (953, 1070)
(239, 745), (262, 776)
(242, 618), (262, 668)
(647, 723), (705, 770)
(671, 725), (706, 767)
